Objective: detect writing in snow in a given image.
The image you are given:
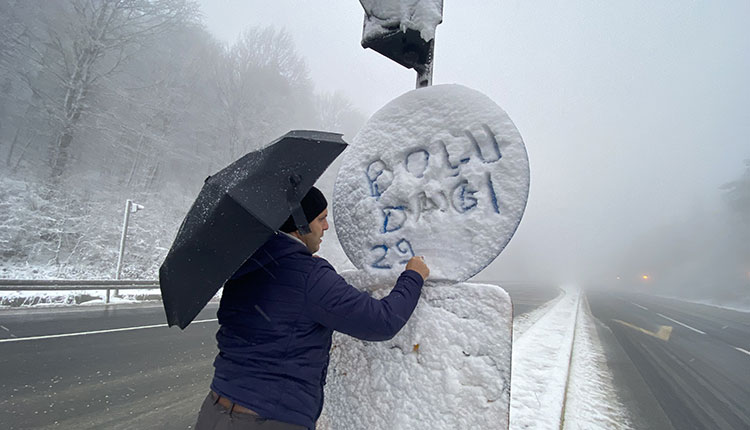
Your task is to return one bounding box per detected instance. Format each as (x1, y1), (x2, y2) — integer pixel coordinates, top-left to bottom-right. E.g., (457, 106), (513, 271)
(363, 122), (507, 269)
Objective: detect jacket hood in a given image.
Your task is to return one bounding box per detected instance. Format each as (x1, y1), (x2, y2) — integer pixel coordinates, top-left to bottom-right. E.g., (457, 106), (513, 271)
(230, 233), (310, 280)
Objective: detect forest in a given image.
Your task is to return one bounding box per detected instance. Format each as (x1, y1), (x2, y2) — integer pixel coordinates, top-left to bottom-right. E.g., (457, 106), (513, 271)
(0, 0), (364, 279)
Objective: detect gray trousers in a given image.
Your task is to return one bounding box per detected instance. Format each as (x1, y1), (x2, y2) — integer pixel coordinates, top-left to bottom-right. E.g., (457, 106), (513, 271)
(194, 392), (307, 430)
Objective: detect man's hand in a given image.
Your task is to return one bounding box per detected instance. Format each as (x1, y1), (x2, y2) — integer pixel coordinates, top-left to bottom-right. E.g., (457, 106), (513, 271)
(405, 256), (430, 281)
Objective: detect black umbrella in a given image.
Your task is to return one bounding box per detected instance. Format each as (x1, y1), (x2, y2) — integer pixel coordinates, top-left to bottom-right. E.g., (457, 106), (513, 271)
(159, 130), (348, 329)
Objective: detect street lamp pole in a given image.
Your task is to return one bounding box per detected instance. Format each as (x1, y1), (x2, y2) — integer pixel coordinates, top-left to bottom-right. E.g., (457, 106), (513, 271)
(116, 199), (133, 281)
(109, 199), (144, 303)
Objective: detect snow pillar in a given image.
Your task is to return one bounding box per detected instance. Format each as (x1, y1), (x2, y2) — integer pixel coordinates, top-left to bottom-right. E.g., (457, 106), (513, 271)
(318, 278), (512, 429)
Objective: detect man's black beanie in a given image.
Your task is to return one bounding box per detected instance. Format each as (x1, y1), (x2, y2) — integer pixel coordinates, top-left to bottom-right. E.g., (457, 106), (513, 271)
(279, 186), (327, 233)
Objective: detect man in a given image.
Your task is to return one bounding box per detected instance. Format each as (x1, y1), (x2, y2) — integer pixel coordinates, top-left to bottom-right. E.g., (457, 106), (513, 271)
(195, 186), (429, 430)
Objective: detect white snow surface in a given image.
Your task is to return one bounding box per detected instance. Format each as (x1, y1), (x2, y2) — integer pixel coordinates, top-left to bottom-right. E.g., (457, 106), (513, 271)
(360, 0), (443, 42)
(0, 289), (160, 308)
(512, 290), (564, 340)
(510, 288), (580, 429)
(319, 277), (512, 429)
(333, 84), (529, 283)
(564, 297), (634, 430)
(510, 287), (632, 430)
(662, 294), (750, 313)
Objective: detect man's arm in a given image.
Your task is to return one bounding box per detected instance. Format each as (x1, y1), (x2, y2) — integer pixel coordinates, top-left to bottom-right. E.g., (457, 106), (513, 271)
(304, 259), (426, 341)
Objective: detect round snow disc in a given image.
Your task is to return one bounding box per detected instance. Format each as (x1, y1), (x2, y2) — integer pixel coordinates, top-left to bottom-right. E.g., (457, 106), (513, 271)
(333, 84), (529, 282)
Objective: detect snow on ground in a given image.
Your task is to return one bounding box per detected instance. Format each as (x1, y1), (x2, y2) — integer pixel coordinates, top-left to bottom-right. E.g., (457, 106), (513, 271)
(512, 290), (564, 340)
(510, 286), (632, 430)
(692, 299), (750, 313)
(510, 287), (581, 429)
(0, 289), (160, 308)
(563, 296), (633, 430)
(662, 294), (750, 313)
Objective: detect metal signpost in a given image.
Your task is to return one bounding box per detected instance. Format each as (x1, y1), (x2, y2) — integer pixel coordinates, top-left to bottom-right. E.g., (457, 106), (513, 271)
(321, 2), (519, 428)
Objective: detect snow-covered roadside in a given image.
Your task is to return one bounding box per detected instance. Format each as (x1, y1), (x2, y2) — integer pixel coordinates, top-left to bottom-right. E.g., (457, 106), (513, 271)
(562, 296), (633, 429)
(512, 289), (563, 340)
(510, 287), (580, 429)
(510, 287), (632, 430)
(661, 295), (750, 313)
(0, 289), (161, 308)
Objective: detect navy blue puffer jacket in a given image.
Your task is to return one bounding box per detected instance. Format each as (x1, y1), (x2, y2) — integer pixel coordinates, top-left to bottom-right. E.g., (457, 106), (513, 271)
(210, 233), (424, 429)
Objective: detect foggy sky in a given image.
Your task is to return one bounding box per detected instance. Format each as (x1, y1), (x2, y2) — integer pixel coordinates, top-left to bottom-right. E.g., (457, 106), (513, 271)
(198, 1), (750, 288)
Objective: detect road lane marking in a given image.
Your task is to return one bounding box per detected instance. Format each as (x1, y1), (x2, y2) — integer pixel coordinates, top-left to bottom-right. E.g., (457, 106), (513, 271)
(630, 302), (649, 311)
(655, 313), (706, 335)
(0, 325), (16, 339)
(613, 319), (672, 341)
(0, 318), (218, 343)
(734, 346), (750, 357)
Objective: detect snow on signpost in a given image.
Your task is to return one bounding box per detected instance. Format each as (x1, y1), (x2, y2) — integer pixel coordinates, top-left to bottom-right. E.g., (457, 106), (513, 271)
(359, 0), (444, 87)
(360, 0), (443, 45)
(333, 84), (529, 283)
(321, 84), (529, 429)
(321, 2), (529, 428)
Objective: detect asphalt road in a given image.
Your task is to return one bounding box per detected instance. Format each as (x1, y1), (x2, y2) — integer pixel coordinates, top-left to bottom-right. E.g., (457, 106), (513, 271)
(0, 303), (219, 429)
(0, 283), (550, 429)
(588, 291), (750, 430)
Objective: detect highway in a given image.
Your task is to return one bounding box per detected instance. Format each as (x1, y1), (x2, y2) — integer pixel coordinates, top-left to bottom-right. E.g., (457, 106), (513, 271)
(0, 303), (219, 429)
(0, 283), (549, 429)
(8, 287), (746, 430)
(588, 291), (750, 430)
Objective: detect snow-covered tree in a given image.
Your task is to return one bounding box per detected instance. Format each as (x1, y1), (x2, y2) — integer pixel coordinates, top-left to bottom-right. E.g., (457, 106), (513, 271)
(315, 91), (366, 142)
(213, 27), (316, 160)
(0, 4), (363, 280)
(1, 0), (198, 184)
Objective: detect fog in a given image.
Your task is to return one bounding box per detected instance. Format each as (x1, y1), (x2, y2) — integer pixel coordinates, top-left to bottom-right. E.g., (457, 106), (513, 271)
(199, 1), (749, 300)
(0, 1), (746, 303)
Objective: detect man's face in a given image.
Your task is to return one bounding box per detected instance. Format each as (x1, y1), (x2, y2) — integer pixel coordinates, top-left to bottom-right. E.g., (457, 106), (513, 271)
(299, 209), (329, 254)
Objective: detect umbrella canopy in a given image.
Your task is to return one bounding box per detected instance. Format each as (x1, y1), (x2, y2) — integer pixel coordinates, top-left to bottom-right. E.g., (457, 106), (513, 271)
(159, 130), (348, 329)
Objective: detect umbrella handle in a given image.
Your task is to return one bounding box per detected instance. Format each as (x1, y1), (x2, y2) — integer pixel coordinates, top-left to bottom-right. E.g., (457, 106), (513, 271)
(287, 175), (311, 235)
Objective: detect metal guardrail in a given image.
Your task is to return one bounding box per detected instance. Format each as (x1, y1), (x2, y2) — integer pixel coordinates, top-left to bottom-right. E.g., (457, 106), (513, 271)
(0, 279), (160, 304)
